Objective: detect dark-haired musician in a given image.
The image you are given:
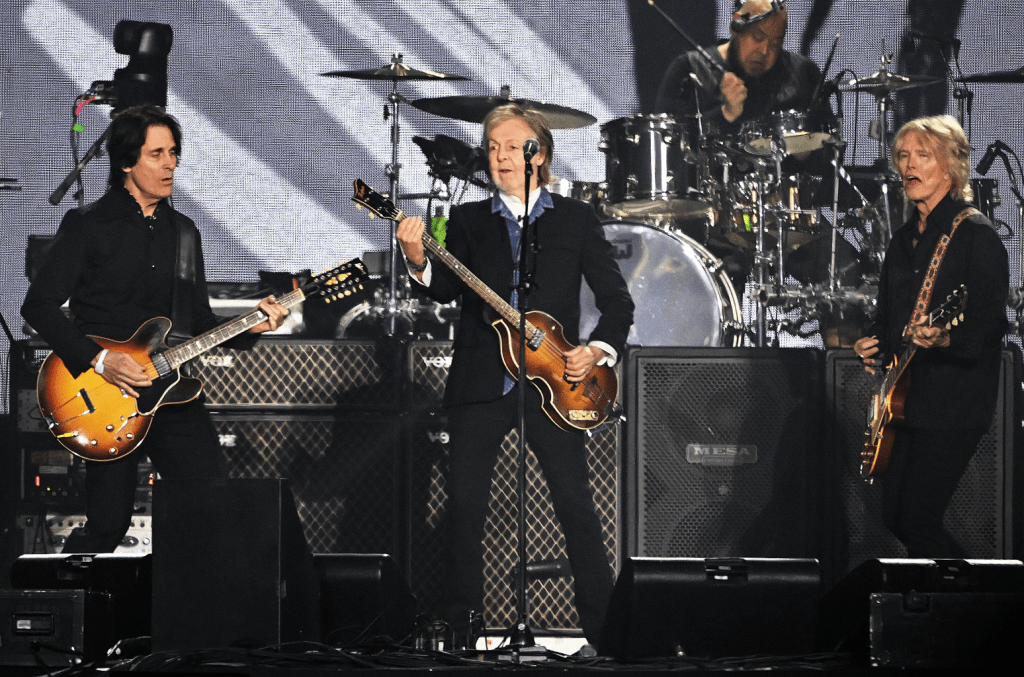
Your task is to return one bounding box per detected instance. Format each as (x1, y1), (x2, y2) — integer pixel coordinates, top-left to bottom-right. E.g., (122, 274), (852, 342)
(22, 104), (287, 553)
(854, 115), (1007, 557)
(396, 104), (634, 646)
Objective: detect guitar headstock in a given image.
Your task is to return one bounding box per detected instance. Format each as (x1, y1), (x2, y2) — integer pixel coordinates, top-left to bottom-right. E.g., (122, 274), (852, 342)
(933, 284), (968, 329)
(352, 179), (402, 221)
(309, 258), (370, 303)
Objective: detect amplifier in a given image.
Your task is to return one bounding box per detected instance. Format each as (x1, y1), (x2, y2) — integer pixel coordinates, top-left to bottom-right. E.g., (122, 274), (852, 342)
(407, 340), (452, 410)
(194, 339), (403, 410)
(19, 513), (153, 555)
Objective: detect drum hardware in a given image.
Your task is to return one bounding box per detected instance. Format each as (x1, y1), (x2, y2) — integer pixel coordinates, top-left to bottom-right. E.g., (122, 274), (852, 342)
(322, 54), (469, 337)
(955, 66), (1024, 83)
(409, 85), (596, 130)
(411, 134), (488, 188)
(579, 220), (742, 347)
(757, 283), (878, 348)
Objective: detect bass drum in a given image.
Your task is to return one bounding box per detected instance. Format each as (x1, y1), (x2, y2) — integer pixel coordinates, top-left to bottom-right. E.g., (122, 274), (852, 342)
(580, 221), (742, 347)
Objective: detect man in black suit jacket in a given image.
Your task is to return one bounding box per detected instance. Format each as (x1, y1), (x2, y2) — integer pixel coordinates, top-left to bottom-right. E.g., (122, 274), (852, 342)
(397, 104), (634, 646)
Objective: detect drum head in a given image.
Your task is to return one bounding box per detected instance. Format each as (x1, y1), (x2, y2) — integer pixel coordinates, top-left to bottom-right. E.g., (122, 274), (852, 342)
(580, 221), (740, 347)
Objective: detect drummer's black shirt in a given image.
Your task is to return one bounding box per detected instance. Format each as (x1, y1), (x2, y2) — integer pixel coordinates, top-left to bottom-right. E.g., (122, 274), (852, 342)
(655, 44), (828, 138)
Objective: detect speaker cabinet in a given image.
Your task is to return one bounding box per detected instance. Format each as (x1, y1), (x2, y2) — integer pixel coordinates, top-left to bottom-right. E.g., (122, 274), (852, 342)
(405, 415), (619, 632)
(817, 558), (1024, 667)
(151, 478), (320, 651)
(599, 556), (820, 659)
(824, 348), (1018, 581)
(625, 348), (824, 559)
(314, 553), (417, 645)
(210, 412), (402, 558)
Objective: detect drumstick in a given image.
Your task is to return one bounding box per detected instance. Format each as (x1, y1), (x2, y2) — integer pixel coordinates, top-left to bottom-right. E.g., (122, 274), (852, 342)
(647, 0), (727, 76)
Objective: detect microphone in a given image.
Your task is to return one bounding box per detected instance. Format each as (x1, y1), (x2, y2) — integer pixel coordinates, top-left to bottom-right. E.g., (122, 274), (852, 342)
(523, 139), (540, 162)
(976, 142), (1000, 176)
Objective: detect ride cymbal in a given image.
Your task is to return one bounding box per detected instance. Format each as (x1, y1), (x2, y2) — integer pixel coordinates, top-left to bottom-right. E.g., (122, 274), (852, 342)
(410, 94), (596, 129)
(322, 58), (468, 81)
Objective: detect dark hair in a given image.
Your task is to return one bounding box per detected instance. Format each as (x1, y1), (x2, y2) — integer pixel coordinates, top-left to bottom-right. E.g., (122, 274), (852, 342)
(107, 104), (182, 188)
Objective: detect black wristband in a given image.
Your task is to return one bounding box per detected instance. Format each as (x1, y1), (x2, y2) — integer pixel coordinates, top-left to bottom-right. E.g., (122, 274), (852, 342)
(407, 257), (428, 273)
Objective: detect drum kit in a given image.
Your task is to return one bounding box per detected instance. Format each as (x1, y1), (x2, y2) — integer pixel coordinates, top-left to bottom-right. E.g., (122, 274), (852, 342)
(324, 52), (1014, 348)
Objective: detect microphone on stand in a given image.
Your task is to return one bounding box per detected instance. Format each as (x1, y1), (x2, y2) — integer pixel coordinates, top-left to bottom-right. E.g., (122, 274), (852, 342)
(976, 142), (1001, 176)
(523, 138), (540, 162)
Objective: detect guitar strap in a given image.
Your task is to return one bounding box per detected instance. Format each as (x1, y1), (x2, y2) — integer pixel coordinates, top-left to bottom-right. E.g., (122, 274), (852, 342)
(169, 209), (200, 347)
(904, 206), (980, 337)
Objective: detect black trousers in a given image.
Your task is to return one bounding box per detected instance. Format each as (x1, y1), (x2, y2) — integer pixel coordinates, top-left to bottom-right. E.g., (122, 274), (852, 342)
(881, 426), (986, 558)
(63, 398), (226, 553)
(440, 386), (613, 644)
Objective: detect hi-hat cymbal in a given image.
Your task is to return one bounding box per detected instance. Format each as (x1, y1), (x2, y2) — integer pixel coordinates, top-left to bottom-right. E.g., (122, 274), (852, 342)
(322, 63), (468, 81)
(840, 69), (942, 96)
(410, 95), (596, 129)
(956, 66), (1024, 83)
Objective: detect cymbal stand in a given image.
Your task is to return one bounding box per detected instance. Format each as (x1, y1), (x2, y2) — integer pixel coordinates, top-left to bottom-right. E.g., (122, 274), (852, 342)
(384, 54), (410, 337)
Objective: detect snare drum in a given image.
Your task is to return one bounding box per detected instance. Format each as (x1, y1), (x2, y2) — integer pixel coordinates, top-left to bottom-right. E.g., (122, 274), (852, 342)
(740, 109), (835, 156)
(580, 221), (742, 347)
(600, 114), (705, 219)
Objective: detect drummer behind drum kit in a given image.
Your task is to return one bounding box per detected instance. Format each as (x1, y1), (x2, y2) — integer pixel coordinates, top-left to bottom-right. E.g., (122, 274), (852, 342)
(325, 51), (1015, 348)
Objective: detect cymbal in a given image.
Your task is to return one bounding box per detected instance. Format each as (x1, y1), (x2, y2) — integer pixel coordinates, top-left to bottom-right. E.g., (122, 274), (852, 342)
(840, 69), (942, 96)
(410, 95), (596, 129)
(956, 66), (1024, 83)
(322, 63), (468, 81)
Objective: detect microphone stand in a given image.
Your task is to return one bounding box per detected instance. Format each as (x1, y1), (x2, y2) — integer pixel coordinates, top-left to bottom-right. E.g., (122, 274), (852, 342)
(49, 123), (112, 207)
(507, 155), (540, 656)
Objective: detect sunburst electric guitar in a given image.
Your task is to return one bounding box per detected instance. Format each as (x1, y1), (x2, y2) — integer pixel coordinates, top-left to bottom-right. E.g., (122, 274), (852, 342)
(861, 285), (967, 479)
(37, 259), (368, 462)
(351, 178), (618, 432)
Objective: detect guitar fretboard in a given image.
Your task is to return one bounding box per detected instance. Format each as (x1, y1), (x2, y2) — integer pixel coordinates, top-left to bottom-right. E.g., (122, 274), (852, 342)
(162, 288), (307, 370)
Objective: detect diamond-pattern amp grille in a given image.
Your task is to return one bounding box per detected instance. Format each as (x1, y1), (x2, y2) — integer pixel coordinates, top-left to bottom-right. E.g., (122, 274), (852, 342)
(195, 340), (400, 410)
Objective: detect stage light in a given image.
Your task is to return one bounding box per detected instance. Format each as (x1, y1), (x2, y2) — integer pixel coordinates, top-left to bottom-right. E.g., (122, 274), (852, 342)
(91, 20), (173, 112)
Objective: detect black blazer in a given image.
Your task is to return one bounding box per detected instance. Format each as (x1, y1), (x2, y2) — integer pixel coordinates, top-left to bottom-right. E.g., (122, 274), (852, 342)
(417, 193), (634, 408)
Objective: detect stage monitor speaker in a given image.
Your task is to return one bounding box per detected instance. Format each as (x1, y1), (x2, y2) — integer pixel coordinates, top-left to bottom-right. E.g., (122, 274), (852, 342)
(151, 478), (320, 651)
(625, 348), (823, 559)
(314, 553), (417, 646)
(824, 348), (1018, 582)
(3, 554), (151, 663)
(816, 558), (1024, 667)
(598, 556), (820, 659)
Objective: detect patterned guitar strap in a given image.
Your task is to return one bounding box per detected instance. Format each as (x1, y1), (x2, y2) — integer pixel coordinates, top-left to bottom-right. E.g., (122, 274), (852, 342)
(904, 206), (980, 338)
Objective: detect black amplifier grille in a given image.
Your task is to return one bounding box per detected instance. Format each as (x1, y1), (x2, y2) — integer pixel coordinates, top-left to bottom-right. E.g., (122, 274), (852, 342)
(194, 340), (401, 410)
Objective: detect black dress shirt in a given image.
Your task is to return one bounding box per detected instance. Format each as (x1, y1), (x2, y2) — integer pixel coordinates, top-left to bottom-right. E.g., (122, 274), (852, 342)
(867, 194), (1008, 430)
(22, 187), (228, 377)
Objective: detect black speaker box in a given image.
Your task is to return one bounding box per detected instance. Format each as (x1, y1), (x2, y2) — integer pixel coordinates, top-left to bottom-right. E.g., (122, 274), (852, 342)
(599, 556), (820, 659)
(817, 558), (1024, 666)
(3, 553), (151, 664)
(624, 348), (824, 559)
(151, 478), (320, 651)
(824, 348), (1019, 582)
(314, 553), (417, 646)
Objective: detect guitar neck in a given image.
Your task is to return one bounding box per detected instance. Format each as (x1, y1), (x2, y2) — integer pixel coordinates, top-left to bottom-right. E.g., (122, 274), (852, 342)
(390, 205), (532, 334)
(162, 287), (306, 370)
(882, 343), (917, 395)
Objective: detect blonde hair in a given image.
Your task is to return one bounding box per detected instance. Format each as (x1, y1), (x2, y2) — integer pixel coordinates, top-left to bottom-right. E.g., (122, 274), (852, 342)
(482, 104), (555, 187)
(891, 114), (973, 202)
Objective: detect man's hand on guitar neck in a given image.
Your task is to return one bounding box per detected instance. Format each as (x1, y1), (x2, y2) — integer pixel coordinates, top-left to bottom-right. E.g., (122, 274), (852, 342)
(91, 350), (152, 398)
(248, 295), (289, 334)
(397, 216), (428, 281)
(564, 345), (607, 383)
(908, 316), (950, 349)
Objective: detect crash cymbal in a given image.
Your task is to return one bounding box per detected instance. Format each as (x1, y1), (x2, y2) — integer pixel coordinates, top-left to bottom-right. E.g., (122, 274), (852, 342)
(956, 66), (1024, 83)
(840, 69), (942, 96)
(322, 59), (468, 81)
(410, 95), (596, 129)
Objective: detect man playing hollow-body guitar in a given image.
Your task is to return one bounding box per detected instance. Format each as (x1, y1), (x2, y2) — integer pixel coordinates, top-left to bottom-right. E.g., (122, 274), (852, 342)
(396, 104), (634, 645)
(22, 105), (288, 553)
